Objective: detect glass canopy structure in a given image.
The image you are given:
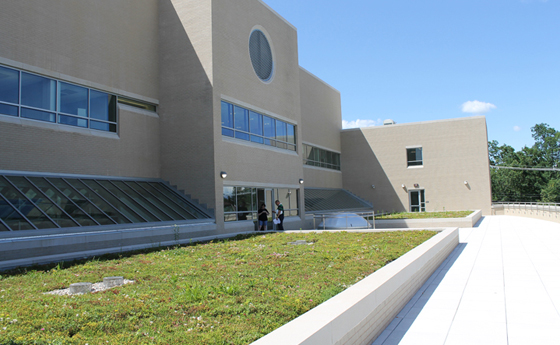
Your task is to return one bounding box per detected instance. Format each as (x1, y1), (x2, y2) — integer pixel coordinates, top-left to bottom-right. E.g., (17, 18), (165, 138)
(0, 174), (211, 232)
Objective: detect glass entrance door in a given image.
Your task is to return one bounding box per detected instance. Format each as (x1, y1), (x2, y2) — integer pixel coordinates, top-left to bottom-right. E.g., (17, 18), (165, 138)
(409, 190), (425, 212)
(257, 188), (274, 225)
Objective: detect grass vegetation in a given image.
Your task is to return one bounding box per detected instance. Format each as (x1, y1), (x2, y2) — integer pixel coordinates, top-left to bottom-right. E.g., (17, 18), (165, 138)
(375, 210), (473, 220)
(0, 230), (436, 345)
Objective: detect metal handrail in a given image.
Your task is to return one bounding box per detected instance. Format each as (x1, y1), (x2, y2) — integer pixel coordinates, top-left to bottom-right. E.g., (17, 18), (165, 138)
(312, 210), (376, 230)
(492, 202), (560, 214)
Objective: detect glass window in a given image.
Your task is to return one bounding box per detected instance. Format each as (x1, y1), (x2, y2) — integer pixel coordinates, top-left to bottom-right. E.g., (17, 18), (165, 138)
(223, 186), (236, 222)
(6, 176), (78, 228)
(65, 179), (132, 225)
(136, 182), (196, 220)
(276, 121), (287, 142)
(90, 121), (117, 132)
(21, 108), (55, 123)
(81, 179), (146, 223)
(110, 181), (173, 222)
(59, 82), (88, 117)
(250, 111), (264, 143)
(234, 106), (249, 140)
(146, 182), (207, 219)
(235, 187), (253, 220)
(96, 180), (160, 222)
(287, 124), (295, 144)
(21, 72), (56, 111)
(249, 111), (262, 135)
(123, 181), (185, 221)
(59, 115), (88, 128)
(0, 66), (19, 104)
(407, 148), (423, 166)
(263, 116), (276, 146)
(0, 195), (35, 231)
(27, 177), (98, 227)
(221, 101), (233, 128)
(90, 90), (117, 122)
(0, 103), (18, 117)
(234, 106), (248, 132)
(0, 176), (56, 230)
(48, 178), (115, 226)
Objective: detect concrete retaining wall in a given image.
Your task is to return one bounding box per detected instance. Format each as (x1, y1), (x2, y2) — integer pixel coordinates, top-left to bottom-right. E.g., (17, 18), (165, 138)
(0, 221), (217, 271)
(492, 204), (560, 224)
(251, 227), (459, 345)
(374, 210), (481, 229)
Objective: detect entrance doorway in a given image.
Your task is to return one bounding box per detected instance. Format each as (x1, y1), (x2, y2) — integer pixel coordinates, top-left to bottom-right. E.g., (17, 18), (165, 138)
(409, 189), (425, 212)
(257, 189), (275, 228)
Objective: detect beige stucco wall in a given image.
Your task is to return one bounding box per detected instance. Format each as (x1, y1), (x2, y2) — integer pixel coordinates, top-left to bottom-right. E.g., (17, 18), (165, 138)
(0, 0), (161, 179)
(158, 0), (217, 212)
(0, 106), (160, 178)
(341, 116), (492, 215)
(0, 0), (159, 102)
(299, 67), (343, 189)
(211, 0), (305, 230)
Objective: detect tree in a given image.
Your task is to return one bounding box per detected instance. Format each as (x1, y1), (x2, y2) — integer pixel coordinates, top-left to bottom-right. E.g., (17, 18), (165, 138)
(489, 123), (560, 202)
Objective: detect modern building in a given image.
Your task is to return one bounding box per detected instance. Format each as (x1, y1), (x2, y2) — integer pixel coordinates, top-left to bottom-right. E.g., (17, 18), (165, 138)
(0, 0), (491, 265)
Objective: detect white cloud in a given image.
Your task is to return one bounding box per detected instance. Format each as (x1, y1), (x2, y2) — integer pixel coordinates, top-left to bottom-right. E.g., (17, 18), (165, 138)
(461, 100), (497, 114)
(513, 126), (521, 132)
(342, 119), (381, 129)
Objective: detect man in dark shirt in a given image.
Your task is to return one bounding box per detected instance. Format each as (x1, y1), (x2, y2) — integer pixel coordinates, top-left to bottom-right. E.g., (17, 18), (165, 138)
(275, 200), (284, 230)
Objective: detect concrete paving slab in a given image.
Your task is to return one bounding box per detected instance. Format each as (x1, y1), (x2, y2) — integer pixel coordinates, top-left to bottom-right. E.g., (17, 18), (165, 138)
(372, 215), (560, 345)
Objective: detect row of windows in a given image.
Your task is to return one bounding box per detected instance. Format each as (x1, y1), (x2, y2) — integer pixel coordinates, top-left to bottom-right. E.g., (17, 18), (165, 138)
(0, 65), (118, 132)
(407, 147), (423, 167)
(303, 144), (341, 171)
(221, 101), (296, 151)
(223, 186), (299, 222)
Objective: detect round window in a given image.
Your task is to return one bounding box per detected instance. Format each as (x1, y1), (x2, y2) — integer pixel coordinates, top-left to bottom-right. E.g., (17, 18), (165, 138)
(249, 30), (273, 82)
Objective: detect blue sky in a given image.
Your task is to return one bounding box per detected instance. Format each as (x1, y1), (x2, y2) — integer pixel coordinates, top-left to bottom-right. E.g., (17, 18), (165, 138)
(263, 0), (559, 151)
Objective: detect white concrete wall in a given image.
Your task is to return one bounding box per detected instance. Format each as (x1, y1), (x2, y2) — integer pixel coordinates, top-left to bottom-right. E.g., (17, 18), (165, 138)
(251, 227), (459, 345)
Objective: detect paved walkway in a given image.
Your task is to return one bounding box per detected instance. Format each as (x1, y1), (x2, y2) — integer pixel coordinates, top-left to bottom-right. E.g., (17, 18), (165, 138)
(372, 215), (560, 345)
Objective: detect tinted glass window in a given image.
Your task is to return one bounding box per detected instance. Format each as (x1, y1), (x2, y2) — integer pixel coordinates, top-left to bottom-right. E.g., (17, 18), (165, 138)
(0, 103), (18, 117)
(137, 182), (197, 219)
(249, 111), (263, 135)
(0, 176), (56, 229)
(21, 73), (56, 111)
(287, 124), (295, 144)
(65, 179), (132, 225)
(0, 66), (19, 104)
(90, 90), (117, 122)
(6, 176), (78, 228)
(59, 115), (88, 128)
(81, 179), (146, 223)
(28, 177), (97, 227)
(407, 148), (423, 166)
(21, 108), (55, 123)
(59, 82), (88, 116)
(96, 180), (159, 222)
(221, 101), (233, 128)
(123, 181), (185, 220)
(111, 181), (172, 222)
(48, 178), (114, 226)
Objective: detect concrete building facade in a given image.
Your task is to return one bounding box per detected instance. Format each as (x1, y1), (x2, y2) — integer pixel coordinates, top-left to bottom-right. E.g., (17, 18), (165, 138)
(0, 0), (492, 243)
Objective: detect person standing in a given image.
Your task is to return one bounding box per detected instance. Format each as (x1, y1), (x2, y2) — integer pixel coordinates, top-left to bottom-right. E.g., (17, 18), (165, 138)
(257, 203), (269, 231)
(275, 200), (284, 230)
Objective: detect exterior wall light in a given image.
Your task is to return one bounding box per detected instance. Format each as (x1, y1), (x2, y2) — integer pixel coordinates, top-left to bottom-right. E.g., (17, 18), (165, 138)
(401, 184), (406, 190)
(414, 183), (419, 188)
(299, 179), (304, 184)
(464, 181), (468, 185)
(220, 171), (227, 179)
(371, 184), (375, 189)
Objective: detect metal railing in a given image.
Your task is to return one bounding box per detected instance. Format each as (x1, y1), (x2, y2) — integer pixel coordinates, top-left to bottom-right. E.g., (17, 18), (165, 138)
(492, 202), (560, 214)
(312, 210), (376, 230)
